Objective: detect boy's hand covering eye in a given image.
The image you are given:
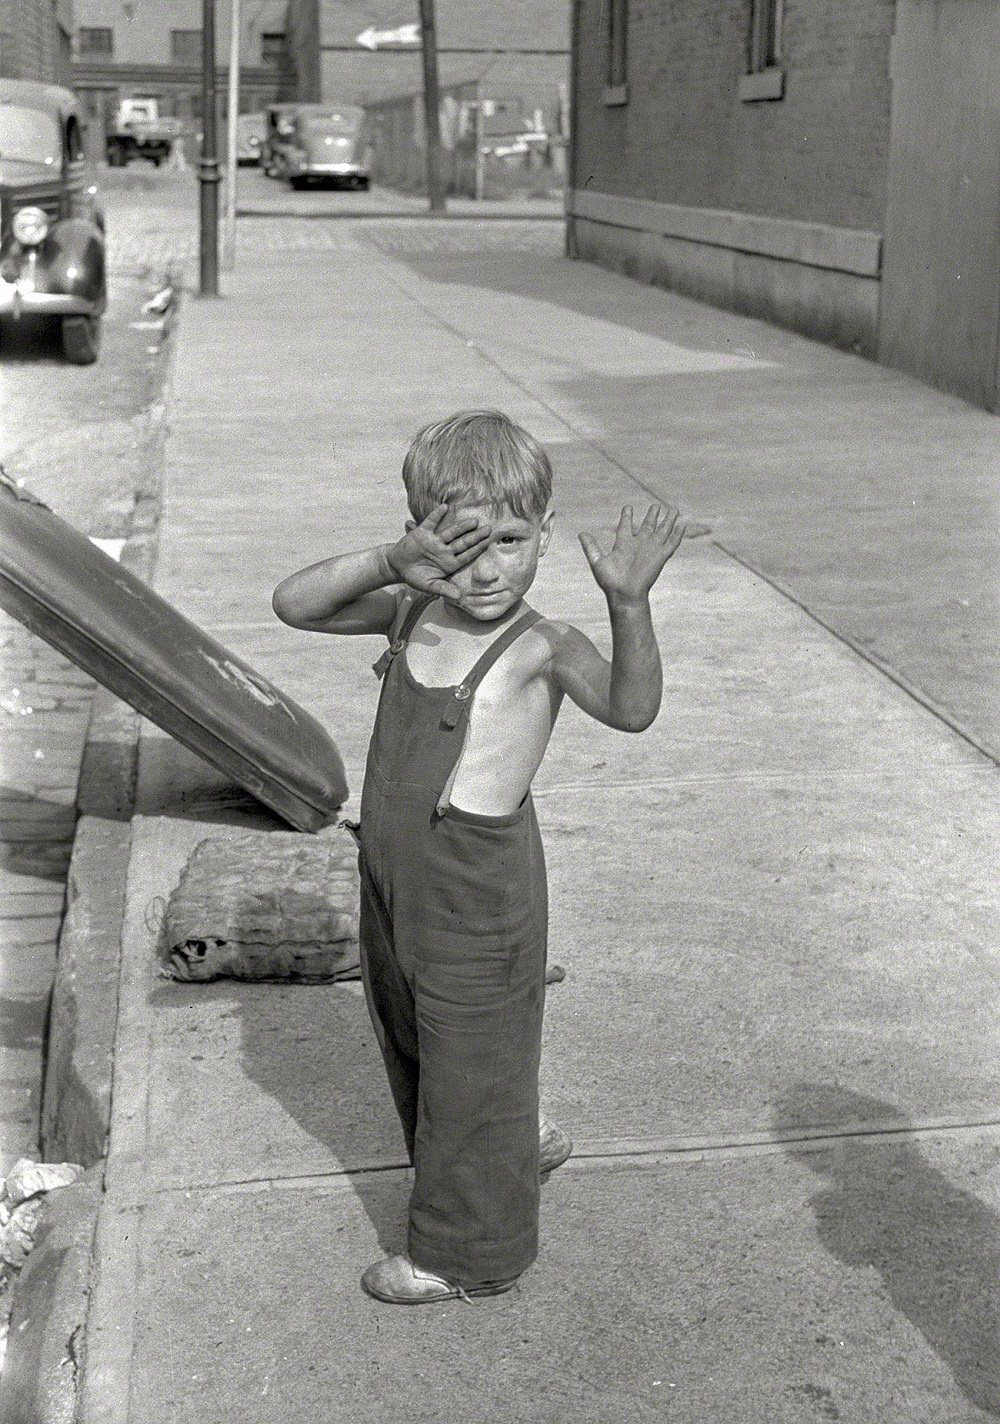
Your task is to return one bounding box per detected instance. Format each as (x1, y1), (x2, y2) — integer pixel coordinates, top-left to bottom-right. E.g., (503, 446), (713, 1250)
(387, 503), (492, 601)
(578, 503), (686, 604)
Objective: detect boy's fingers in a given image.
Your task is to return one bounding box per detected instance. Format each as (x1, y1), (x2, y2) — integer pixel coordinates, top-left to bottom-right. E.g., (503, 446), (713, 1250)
(422, 503), (449, 531)
(657, 506), (680, 538)
(578, 531), (603, 567)
(616, 505), (634, 540)
(641, 504), (660, 530)
(445, 523), (492, 554)
(438, 514), (484, 543)
(663, 520), (686, 555)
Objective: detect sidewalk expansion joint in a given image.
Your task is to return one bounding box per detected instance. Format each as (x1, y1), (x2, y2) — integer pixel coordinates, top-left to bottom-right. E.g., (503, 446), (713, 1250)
(236, 209), (565, 223)
(716, 542), (999, 769)
(532, 763), (996, 797)
(132, 1115), (1000, 1203)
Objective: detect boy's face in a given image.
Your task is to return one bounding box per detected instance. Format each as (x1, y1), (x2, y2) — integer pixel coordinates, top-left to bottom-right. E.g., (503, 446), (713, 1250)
(432, 501), (553, 621)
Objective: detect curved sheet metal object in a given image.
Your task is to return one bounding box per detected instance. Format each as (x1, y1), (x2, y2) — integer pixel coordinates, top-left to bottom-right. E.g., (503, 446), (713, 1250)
(0, 473), (347, 830)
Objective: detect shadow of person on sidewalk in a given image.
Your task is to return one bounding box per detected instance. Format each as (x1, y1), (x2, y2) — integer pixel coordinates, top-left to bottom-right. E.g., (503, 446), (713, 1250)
(236, 977), (412, 1259)
(774, 1083), (1000, 1417)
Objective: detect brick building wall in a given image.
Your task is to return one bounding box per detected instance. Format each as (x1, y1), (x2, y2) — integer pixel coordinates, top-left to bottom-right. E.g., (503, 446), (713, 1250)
(575, 0), (894, 231)
(569, 0), (897, 355)
(1, 0), (72, 84)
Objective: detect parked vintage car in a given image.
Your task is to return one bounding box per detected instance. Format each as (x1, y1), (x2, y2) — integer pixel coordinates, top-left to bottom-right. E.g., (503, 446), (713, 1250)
(235, 111), (267, 166)
(0, 80), (106, 363)
(281, 104), (371, 190)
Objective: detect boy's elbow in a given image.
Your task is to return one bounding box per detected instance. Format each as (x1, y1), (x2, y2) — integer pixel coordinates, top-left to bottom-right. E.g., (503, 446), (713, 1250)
(607, 707), (659, 733)
(271, 582), (298, 626)
(615, 693), (661, 732)
(618, 713), (658, 733)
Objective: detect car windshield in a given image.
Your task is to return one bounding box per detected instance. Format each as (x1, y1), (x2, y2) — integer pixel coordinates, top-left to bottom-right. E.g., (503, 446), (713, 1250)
(302, 113), (360, 136)
(0, 106), (60, 165)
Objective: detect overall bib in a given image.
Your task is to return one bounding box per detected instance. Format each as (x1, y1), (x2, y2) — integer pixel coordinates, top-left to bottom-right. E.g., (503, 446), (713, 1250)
(358, 593), (548, 1286)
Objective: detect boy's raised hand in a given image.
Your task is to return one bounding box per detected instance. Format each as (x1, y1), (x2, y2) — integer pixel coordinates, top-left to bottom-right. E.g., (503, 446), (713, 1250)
(387, 503), (492, 601)
(579, 504), (685, 604)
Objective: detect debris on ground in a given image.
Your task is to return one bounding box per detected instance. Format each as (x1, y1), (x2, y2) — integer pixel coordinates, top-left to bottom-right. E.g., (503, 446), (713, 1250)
(142, 285), (174, 316)
(0, 1160), (84, 1372)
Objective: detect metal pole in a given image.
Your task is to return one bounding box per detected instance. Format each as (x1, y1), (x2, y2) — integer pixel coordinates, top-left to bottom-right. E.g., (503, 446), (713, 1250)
(475, 101), (483, 201)
(199, 0), (220, 296)
(222, 0), (240, 270)
(417, 0), (446, 212)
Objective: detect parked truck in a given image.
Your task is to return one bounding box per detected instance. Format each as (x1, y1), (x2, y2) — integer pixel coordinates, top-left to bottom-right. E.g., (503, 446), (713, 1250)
(106, 98), (183, 167)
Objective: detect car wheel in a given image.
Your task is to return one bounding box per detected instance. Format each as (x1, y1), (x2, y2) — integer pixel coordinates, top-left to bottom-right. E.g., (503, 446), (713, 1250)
(62, 315), (102, 365)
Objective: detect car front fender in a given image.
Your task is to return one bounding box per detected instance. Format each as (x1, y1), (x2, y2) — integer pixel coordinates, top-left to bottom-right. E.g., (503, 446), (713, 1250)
(46, 218), (107, 312)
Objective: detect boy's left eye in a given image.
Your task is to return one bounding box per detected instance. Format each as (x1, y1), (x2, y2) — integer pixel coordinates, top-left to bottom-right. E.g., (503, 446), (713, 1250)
(498, 535), (521, 545)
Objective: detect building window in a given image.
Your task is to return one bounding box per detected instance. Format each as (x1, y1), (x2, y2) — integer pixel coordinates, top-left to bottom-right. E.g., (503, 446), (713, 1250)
(78, 27), (114, 57)
(739, 0), (785, 101)
(603, 0), (628, 106)
(261, 32), (286, 67)
(170, 29), (201, 66)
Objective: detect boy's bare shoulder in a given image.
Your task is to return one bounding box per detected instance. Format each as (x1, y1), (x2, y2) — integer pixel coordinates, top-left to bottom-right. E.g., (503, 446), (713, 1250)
(526, 615), (600, 675)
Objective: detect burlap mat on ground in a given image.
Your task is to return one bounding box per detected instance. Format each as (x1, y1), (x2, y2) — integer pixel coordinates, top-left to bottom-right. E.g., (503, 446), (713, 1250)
(162, 830), (360, 983)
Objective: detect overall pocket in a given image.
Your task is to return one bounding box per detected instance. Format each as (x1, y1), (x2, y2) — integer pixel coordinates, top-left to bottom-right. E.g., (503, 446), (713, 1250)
(423, 811), (532, 941)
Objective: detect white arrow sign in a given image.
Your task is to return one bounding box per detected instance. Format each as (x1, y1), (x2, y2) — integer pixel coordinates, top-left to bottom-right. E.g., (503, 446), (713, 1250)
(355, 22), (420, 49)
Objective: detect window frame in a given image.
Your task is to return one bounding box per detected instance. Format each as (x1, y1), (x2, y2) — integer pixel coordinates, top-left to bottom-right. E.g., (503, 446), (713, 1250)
(77, 26), (114, 58)
(169, 28), (202, 66)
(260, 31), (286, 67)
(602, 0), (628, 106)
(739, 0), (785, 102)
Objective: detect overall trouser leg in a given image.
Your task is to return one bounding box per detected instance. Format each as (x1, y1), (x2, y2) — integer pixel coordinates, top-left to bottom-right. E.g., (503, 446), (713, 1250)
(405, 922), (546, 1286)
(358, 860), (420, 1162)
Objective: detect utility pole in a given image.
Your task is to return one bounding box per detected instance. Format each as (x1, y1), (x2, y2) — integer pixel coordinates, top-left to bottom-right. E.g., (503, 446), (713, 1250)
(222, 0), (240, 270)
(417, 0), (446, 212)
(199, 0), (220, 295)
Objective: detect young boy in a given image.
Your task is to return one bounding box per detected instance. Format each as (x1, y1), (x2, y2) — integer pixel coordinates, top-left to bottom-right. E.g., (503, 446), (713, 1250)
(272, 410), (684, 1305)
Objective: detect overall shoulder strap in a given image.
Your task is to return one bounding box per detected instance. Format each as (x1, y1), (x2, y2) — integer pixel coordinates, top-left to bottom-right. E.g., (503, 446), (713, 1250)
(440, 607), (543, 727)
(395, 590), (436, 643)
(372, 592), (435, 679)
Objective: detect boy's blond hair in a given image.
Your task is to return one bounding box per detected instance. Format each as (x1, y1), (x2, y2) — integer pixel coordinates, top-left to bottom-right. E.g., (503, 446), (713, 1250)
(402, 410), (552, 522)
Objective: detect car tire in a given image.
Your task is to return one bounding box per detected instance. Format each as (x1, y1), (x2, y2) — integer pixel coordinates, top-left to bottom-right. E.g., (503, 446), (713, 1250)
(358, 177), (370, 191)
(61, 315), (102, 365)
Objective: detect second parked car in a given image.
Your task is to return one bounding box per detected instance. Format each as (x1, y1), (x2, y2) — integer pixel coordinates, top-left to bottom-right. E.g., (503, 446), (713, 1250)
(280, 104), (371, 190)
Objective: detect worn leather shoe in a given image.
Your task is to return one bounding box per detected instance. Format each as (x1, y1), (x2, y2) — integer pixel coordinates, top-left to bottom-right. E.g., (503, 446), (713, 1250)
(539, 1115), (573, 1179)
(361, 1254), (519, 1305)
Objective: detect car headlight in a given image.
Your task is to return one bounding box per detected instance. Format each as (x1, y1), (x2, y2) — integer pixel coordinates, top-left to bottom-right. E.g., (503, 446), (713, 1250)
(12, 207), (49, 246)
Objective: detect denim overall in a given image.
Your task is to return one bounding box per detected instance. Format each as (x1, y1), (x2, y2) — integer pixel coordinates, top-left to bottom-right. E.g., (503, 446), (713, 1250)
(357, 592), (548, 1286)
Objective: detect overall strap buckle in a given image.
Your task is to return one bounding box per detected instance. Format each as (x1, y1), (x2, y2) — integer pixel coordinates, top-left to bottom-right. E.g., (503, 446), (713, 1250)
(441, 683), (471, 728)
(372, 638), (405, 680)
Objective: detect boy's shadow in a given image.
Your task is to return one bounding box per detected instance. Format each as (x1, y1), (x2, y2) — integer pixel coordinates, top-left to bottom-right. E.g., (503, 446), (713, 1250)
(775, 1084), (1000, 1417)
(236, 981), (411, 1257)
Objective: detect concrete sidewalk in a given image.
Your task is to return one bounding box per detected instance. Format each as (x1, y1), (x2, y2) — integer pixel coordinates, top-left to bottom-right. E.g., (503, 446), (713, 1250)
(45, 217), (1000, 1421)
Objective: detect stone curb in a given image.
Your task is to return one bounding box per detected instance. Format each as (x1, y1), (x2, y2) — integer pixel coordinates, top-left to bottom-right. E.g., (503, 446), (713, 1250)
(2, 299), (178, 1423)
(40, 487), (158, 1170)
(0, 1170), (102, 1424)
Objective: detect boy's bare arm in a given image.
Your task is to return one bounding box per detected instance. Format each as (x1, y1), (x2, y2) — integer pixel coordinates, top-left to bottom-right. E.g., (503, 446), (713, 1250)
(550, 504), (685, 732)
(272, 504), (491, 635)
